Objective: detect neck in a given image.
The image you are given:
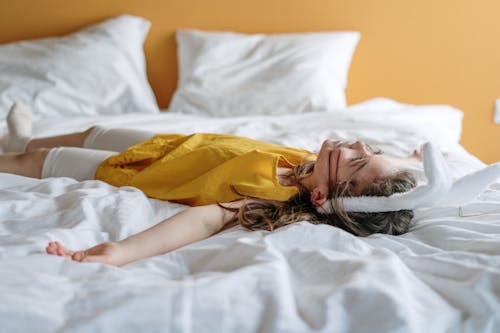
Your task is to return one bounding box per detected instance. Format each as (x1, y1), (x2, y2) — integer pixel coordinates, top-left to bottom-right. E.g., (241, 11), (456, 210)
(278, 167), (315, 190)
(297, 173), (313, 190)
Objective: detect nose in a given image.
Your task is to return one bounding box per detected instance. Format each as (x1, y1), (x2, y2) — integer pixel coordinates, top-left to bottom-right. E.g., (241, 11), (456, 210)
(322, 139), (345, 150)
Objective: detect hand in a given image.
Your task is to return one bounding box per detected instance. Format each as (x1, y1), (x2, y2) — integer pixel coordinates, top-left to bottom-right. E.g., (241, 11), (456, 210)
(410, 148), (423, 161)
(46, 241), (127, 266)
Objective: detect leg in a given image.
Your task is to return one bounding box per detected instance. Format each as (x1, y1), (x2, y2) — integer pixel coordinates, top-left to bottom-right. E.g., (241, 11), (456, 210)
(27, 126), (155, 153)
(4, 102), (93, 152)
(80, 126), (155, 152)
(5, 103), (154, 153)
(26, 128), (93, 152)
(0, 149), (49, 178)
(0, 146), (115, 180)
(41, 147), (116, 181)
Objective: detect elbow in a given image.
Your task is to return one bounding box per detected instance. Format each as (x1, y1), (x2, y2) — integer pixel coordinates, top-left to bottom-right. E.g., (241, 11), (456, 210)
(193, 205), (227, 235)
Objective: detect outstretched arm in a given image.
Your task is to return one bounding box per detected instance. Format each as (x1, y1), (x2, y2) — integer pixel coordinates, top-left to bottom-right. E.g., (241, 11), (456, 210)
(46, 201), (243, 266)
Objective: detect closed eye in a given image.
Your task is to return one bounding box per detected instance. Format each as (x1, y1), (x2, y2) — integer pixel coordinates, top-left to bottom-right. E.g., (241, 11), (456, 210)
(348, 158), (370, 194)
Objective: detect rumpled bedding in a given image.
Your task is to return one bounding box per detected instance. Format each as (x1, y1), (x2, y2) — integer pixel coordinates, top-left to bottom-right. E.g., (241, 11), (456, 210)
(0, 99), (498, 332)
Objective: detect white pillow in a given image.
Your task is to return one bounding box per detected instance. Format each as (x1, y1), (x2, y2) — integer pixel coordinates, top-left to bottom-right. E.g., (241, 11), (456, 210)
(0, 15), (159, 118)
(169, 29), (360, 116)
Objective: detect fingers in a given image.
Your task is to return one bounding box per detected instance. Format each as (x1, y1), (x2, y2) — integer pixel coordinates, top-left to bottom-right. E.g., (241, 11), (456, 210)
(321, 139), (342, 153)
(46, 241), (58, 255)
(412, 148), (423, 160)
(323, 140), (356, 151)
(45, 241), (74, 259)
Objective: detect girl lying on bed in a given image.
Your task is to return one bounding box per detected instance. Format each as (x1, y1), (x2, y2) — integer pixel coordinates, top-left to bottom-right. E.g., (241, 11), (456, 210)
(1, 104), (421, 266)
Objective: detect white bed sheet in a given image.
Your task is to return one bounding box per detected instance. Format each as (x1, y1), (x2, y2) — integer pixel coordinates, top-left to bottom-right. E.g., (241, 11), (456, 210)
(0, 99), (499, 332)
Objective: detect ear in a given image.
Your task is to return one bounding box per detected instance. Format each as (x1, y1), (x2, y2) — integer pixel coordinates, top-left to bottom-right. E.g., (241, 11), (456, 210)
(310, 186), (328, 207)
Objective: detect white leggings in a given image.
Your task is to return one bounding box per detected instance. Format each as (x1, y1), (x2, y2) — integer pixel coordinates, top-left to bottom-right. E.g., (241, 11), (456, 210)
(41, 126), (155, 181)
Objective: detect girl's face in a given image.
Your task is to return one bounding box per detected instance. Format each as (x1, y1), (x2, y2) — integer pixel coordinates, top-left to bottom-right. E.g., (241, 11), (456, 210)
(305, 140), (399, 206)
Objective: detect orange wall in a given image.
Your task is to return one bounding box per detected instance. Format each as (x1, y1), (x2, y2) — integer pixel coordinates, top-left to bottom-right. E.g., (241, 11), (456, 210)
(1, 0), (499, 162)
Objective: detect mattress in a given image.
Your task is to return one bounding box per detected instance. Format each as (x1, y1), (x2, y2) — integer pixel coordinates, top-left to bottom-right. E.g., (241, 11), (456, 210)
(0, 99), (499, 332)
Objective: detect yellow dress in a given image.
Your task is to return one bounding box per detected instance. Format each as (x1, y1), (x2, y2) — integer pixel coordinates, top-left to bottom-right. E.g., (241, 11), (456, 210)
(95, 133), (315, 206)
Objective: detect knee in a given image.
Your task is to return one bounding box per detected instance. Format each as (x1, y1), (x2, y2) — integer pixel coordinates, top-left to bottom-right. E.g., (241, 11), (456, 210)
(21, 148), (50, 178)
(32, 148), (50, 166)
(33, 147), (50, 158)
(85, 125), (104, 137)
(81, 126), (101, 146)
(82, 126), (96, 140)
(85, 126), (97, 135)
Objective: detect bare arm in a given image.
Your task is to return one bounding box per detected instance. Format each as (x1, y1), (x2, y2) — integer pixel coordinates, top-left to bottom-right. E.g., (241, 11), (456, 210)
(47, 201), (244, 266)
(117, 202), (241, 265)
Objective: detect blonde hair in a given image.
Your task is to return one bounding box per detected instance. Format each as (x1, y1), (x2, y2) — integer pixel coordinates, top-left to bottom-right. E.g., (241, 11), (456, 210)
(223, 161), (417, 236)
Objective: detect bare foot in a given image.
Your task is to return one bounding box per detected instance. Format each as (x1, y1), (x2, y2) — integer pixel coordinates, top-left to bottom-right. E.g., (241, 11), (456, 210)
(46, 241), (127, 266)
